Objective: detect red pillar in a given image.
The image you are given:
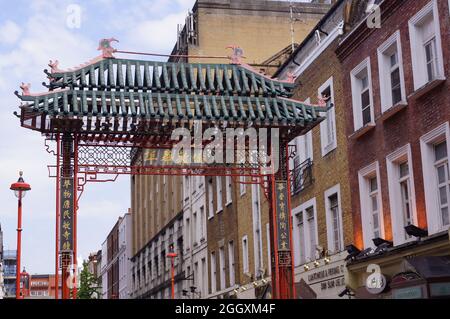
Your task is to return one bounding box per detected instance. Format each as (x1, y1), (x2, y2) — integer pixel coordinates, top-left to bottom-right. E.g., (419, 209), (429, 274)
(73, 135), (78, 299)
(269, 142), (296, 299)
(55, 134), (60, 299)
(16, 193), (23, 299)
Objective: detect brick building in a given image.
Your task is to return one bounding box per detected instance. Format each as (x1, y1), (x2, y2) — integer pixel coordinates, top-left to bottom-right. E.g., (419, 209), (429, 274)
(164, 0), (332, 299)
(336, 0), (450, 298)
(101, 216), (121, 299)
(275, 0), (353, 298)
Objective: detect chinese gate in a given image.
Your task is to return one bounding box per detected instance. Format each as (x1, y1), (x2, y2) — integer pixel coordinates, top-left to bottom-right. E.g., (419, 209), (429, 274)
(14, 40), (327, 299)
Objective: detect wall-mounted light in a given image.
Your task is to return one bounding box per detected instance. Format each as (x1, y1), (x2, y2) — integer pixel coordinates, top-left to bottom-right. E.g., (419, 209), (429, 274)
(303, 264), (310, 271)
(313, 260), (320, 268)
(324, 257), (330, 264)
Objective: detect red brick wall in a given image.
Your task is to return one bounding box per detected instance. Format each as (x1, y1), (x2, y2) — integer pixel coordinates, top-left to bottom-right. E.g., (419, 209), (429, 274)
(337, 0), (450, 248)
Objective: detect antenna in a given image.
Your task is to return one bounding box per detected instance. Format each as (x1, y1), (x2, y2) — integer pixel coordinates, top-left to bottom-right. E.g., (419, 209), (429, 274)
(289, 0), (295, 53)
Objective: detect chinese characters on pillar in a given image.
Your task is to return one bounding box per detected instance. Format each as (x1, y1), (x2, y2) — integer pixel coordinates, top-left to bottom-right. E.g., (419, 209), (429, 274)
(275, 181), (292, 266)
(275, 181), (290, 250)
(60, 178), (74, 253)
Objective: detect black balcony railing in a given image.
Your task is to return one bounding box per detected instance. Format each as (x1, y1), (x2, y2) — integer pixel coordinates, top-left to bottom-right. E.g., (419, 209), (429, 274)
(290, 158), (313, 195)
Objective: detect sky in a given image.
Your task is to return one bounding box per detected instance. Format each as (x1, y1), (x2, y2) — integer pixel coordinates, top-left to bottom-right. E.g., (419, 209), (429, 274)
(0, 0), (195, 274)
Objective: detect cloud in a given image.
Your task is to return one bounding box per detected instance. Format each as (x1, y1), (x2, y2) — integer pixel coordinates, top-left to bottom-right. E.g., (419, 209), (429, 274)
(0, 0), (192, 274)
(0, 20), (22, 45)
(126, 12), (187, 53)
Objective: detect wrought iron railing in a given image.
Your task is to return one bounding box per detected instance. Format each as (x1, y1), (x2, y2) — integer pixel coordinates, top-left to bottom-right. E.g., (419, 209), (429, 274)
(291, 158), (313, 195)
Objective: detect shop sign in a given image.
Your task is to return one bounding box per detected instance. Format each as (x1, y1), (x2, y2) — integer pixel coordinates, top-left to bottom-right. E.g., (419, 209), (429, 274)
(430, 282), (450, 297)
(393, 286), (423, 299)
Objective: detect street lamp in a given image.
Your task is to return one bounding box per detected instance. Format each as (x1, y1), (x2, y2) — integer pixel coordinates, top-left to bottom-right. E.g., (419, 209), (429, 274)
(10, 171), (31, 299)
(20, 268), (30, 299)
(166, 244), (177, 299)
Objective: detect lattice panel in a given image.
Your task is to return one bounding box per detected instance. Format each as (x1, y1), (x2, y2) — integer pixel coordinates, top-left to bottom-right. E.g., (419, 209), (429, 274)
(78, 145), (132, 167)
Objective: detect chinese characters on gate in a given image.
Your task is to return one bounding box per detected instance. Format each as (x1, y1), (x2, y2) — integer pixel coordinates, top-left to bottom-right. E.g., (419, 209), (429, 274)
(60, 178), (74, 253)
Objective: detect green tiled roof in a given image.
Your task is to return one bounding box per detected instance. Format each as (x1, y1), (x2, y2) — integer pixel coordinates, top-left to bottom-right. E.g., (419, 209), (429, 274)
(44, 58), (295, 98)
(18, 90), (323, 126)
(16, 58), (327, 135)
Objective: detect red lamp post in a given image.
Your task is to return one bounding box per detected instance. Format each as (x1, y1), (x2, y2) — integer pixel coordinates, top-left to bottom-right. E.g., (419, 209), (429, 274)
(10, 171), (31, 299)
(167, 245), (177, 300)
(20, 268), (30, 299)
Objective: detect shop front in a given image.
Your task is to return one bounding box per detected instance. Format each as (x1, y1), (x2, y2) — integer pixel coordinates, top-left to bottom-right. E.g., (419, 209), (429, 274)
(346, 230), (450, 299)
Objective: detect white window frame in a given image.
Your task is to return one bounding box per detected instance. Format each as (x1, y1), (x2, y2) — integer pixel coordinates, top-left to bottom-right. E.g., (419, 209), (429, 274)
(420, 122), (450, 234)
(350, 57), (375, 131)
(242, 235), (249, 274)
(377, 30), (407, 112)
(200, 206), (205, 241)
(228, 241), (235, 286)
(219, 246), (226, 290)
(358, 161), (385, 248)
(324, 184), (344, 253)
(408, 0), (445, 90)
(239, 176), (246, 196)
(225, 175), (232, 206)
(208, 178), (214, 219)
(266, 223), (271, 276)
(386, 144), (418, 245)
(319, 77), (337, 156)
(292, 197), (318, 266)
(216, 176), (223, 213)
(251, 183), (263, 277)
(210, 252), (217, 293)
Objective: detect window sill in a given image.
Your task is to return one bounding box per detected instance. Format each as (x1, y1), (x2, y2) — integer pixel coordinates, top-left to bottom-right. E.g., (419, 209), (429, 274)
(321, 142), (337, 157)
(216, 208), (223, 214)
(349, 123), (376, 140)
(377, 101), (408, 122)
(226, 201), (233, 207)
(240, 192), (246, 197)
(408, 77), (446, 100)
(208, 215), (214, 221)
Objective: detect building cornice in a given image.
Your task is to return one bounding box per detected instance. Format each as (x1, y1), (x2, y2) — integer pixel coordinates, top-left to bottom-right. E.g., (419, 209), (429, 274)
(336, 0), (404, 61)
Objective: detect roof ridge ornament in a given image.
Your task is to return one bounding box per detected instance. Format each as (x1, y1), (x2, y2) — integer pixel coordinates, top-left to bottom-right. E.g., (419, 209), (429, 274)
(98, 38), (119, 58)
(49, 60), (63, 73)
(20, 83), (31, 96)
(317, 94), (330, 107)
(226, 45), (245, 65)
